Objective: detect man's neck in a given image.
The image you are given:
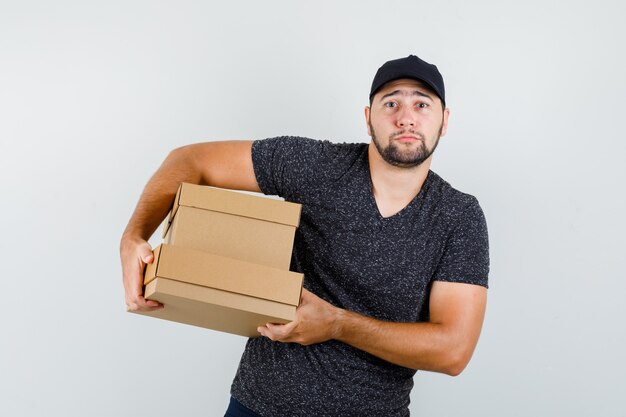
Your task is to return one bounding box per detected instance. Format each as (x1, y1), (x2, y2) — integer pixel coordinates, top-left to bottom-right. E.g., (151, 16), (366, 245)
(367, 142), (431, 218)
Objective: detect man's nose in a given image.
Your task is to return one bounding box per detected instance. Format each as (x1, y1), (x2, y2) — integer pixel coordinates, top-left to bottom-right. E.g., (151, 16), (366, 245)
(396, 108), (416, 128)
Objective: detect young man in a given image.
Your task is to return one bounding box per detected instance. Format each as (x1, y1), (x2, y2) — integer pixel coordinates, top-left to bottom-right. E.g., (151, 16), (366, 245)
(121, 55), (489, 416)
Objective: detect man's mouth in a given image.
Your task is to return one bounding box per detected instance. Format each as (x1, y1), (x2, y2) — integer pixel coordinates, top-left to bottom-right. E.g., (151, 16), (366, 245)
(391, 131), (424, 143)
(394, 135), (423, 143)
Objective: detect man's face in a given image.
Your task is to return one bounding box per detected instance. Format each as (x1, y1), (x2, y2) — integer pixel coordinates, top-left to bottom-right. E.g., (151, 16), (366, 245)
(365, 79), (449, 168)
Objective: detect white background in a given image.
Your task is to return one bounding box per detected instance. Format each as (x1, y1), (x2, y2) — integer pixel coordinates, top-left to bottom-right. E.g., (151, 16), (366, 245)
(1, 1), (624, 416)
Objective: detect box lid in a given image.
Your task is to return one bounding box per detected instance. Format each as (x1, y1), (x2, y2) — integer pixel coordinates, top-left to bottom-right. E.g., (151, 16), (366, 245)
(144, 244), (303, 307)
(163, 183), (301, 238)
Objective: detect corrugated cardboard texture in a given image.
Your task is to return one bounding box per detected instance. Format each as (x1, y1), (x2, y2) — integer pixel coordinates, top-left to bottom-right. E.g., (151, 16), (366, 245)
(134, 183), (304, 337)
(136, 243), (302, 337)
(135, 278), (296, 337)
(165, 183), (301, 238)
(144, 244), (303, 306)
(164, 205), (296, 270)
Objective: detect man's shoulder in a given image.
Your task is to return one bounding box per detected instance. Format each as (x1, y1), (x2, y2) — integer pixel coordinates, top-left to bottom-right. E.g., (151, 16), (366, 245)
(255, 136), (367, 154)
(251, 137), (369, 197)
(254, 136), (368, 171)
(426, 171), (483, 216)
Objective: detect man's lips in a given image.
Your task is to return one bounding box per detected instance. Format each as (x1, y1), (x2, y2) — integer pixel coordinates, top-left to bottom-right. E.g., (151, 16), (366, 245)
(394, 135), (422, 143)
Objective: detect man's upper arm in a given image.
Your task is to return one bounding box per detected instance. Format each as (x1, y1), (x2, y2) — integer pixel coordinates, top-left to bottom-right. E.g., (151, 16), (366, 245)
(183, 140), (261, 192)
(429, 281), (487, 367)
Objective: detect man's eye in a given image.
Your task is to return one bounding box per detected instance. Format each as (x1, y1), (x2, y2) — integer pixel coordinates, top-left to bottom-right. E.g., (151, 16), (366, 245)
(384, 102), (397, 108)
(417, 103), (429, 109)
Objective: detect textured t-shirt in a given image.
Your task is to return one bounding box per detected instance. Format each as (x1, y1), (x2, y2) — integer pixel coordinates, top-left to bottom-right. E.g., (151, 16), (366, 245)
(230, 137), (489, 416)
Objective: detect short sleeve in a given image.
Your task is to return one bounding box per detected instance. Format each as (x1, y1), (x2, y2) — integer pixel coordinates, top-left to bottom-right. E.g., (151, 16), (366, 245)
(433, 198), (490, 288)
(251, 136), (363, 201)
(251, 136), (324, 199)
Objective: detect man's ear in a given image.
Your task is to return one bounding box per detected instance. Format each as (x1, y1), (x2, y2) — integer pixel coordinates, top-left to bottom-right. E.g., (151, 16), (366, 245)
(364, 106), (372, 137)
(440, 107), (450, 137)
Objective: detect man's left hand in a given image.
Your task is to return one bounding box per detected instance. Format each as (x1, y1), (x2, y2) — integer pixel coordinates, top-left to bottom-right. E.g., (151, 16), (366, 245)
(257, 288), (341, 345)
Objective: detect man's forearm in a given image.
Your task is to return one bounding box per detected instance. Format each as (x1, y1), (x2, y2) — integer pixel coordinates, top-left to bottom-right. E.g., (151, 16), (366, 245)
(334, 309), (468, 376)
(121, 146), (201, 243)
(259, 284), (486, 376)
(120, 145), (206, 312)
(121, 140), (259, 245)
(120, 140), (259, 312)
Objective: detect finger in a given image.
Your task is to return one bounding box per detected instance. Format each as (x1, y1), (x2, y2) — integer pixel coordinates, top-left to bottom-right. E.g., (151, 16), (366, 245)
(127, 301), (164, 312)
(258, 323), (282, 340)
(127, 303), (163, 312)
(127, 295), (164, 311)
(266, 321), (297, 339)
(138, 243), (154, 264)
(258, 325), (279, 341)
(139, 295), (163, 309)
(145, 301), (163, 309)
(141, 252), (154, 264)
(133, 245), (154, 294)
(257, 326), (268, 338)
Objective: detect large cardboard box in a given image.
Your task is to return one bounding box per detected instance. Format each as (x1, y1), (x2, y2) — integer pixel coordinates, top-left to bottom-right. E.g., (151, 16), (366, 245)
(163, 183), (301, 270)
(136, 244), (304, 337)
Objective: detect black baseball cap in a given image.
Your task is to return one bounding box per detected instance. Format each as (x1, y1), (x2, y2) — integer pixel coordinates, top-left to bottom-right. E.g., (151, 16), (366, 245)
(369, 55), (445, 106)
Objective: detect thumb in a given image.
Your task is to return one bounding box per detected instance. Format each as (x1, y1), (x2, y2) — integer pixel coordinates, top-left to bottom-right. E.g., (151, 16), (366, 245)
(138, 243), (154, 264)
(142, 253), (154, 264)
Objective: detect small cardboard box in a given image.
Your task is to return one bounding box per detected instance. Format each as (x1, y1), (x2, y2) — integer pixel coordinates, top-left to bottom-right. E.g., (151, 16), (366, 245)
(135, 244), (304, 337)
(163, 183), (301, 270)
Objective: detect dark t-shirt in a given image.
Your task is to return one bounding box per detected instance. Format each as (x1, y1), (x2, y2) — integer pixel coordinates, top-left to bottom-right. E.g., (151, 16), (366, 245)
(230, 137), (489, 416)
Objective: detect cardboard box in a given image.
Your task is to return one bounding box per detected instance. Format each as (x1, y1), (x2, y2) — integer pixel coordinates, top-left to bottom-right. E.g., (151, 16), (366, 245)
(135, 244), (304, 337)
(163, 183), (301, 270)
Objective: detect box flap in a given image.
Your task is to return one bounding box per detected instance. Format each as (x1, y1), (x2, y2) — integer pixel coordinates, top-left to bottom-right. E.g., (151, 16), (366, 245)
(147, 244), (303, 306)
(162, 183), (185, 238)
(177, 183), (301, 227)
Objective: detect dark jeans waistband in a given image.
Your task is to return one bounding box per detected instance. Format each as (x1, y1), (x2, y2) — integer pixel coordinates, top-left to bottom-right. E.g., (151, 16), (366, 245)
(225, 396), (262, 417)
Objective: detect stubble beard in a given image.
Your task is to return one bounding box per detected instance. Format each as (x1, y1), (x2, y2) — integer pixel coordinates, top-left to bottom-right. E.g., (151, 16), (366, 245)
(370, 120), (443, 168)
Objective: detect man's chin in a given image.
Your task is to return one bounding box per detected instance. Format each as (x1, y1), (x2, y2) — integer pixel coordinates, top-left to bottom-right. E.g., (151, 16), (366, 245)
(382, 152), (428, 168)
(383, 146), (429, 167)
(371, 130), (436, 168)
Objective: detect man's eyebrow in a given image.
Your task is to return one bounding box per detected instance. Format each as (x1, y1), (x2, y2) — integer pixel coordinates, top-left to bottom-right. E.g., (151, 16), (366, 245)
(379, 89), (434, 102)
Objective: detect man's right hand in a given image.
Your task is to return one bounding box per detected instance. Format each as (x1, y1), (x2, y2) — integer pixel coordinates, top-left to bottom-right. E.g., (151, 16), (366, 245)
(121, 236), (164, 312)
